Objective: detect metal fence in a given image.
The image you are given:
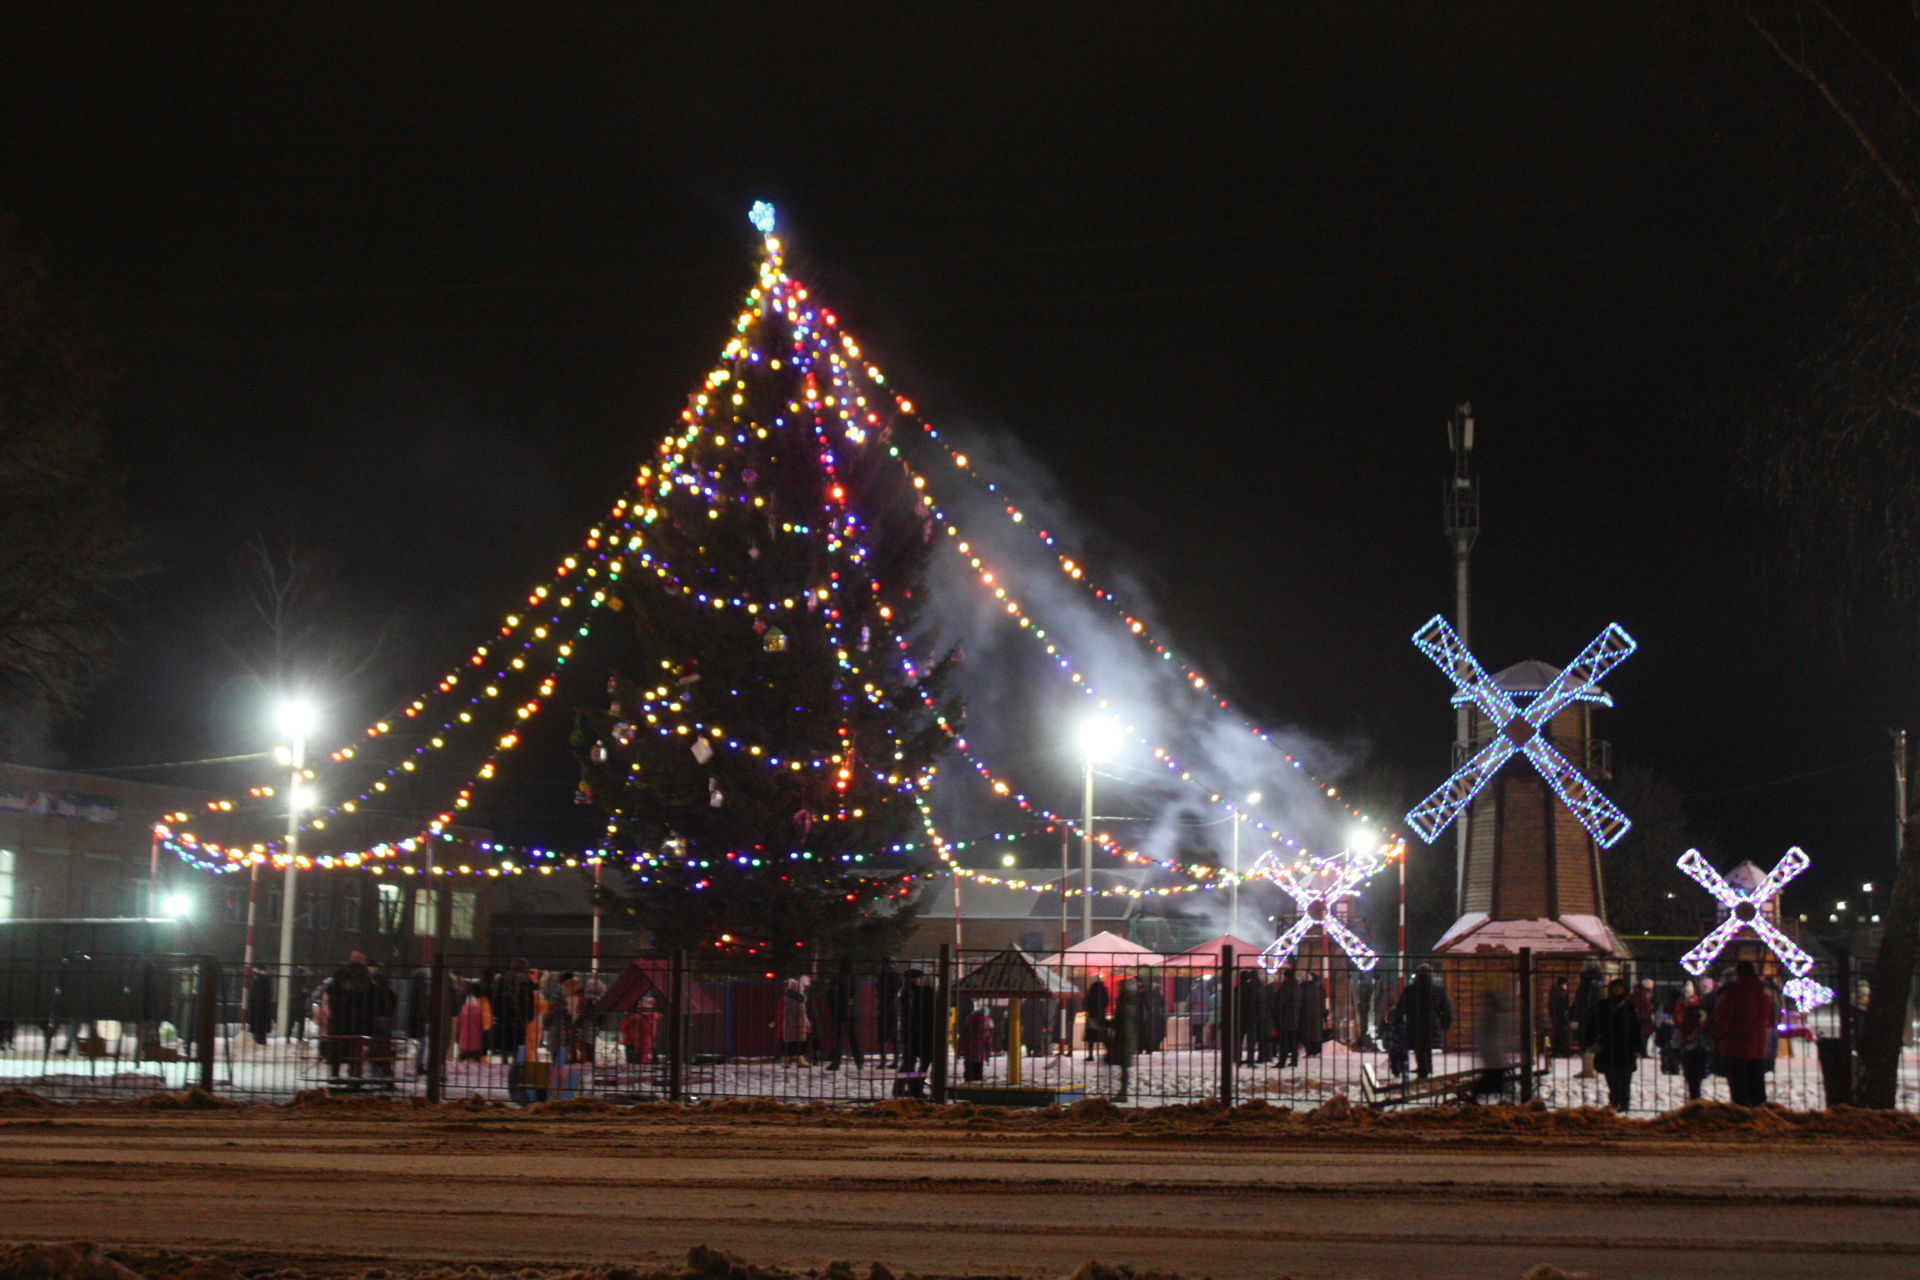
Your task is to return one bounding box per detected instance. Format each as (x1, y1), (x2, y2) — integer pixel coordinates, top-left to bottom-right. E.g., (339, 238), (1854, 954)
(0, 946), (1901, 1111)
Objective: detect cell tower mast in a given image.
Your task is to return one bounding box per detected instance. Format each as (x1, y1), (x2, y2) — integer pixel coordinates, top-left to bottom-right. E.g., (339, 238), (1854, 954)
(1444, 402), (1479, 915)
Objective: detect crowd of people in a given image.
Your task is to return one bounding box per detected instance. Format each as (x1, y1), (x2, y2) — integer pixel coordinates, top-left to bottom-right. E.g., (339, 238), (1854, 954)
(212, 947), (1853, 1113)
(1545, 958), (1793, 1109)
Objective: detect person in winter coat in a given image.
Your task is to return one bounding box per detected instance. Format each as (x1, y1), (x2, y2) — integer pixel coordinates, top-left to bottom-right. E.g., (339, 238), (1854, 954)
(246, 970), (275, 1047)
(620, 992), (660, 1065)
(1630, 978), (1656, 1059)
(1712, 960), (1777, 1106)
(1390, 964), (1453, 1079)
(1083, 976), (1110, 1060)
(1547, 977), (1573, 1057)
(1140, 977), (1166, 1053)
(958, 1004), (994, 1082)
(895, 968), (938, 1098)
(1671, 980), (1711, 1100)
(779, 976), (813, 1066)
(491, 958), (536, 1062)
(823, 955), (864, 1071)
(1585, 977), (1641, 1110)
(1106, 976), (1142, 1102)
(1189, 981), (1213, 1049)
(454, 980), (491, 1062)
(541, 977), (594, 1100)
(1572, 963), (1605, 1079)
(1271, 969), (1301, 1067)
(1297, 972), (1328, 1059)
(876, 956), (902, 1067)
(1234, 968), (1268, 1065)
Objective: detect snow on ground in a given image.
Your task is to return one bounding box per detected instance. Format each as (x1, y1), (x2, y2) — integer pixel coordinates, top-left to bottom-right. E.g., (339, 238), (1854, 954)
(4, 1027), (1917, 1111)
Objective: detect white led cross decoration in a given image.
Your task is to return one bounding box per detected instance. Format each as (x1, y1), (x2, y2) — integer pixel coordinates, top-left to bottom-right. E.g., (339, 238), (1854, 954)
(1677, 846), (1814, 979)
(1255, 853), (1378, 973)
(1782, 976), (1835, 1013)
(1405, 615), (1635, 848)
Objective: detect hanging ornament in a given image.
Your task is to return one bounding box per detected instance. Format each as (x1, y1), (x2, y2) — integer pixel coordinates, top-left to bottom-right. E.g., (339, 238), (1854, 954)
(606, 593), (624, 613)
(574, 783), (594, 806)
(794, 808), (814, 833)
(691, 738), (714, 765)
(748, 544), (761, 560)
(742, 468), (758, 485)
(753, 618), (767, 635)
(612, 722), (635, 746)
(589, 744), (607, 764)
(858, 625), (871, 652)
(763, 627), (788, 653)
(708, 777), (724, 808)
(677, 660), (701, 686)
(606, 676), (621, 697)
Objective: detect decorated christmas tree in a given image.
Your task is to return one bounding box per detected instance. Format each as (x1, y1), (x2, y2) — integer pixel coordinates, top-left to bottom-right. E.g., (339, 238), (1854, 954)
(578, 205), (960, 962)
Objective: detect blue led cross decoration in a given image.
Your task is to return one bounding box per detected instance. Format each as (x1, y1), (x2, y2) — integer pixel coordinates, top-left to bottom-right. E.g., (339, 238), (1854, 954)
(1405, 615), (1636, 848)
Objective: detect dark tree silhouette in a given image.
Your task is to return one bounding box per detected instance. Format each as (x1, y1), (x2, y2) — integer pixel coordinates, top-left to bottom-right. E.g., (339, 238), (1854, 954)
(0, 217), (135, 745)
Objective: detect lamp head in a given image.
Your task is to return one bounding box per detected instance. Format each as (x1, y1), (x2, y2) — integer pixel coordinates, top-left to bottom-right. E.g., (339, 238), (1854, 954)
(276, 698), (318, 739)
(1078, 716), (1124, 764)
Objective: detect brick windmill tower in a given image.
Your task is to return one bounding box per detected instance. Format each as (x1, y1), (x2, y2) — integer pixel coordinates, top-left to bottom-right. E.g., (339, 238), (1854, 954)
(1427, 656), (1628, 959)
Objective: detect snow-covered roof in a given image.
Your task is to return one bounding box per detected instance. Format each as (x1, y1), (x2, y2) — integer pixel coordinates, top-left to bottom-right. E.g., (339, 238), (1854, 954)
(1449, 659), (1613, 709)
(1434, 912), (1623, 956)
(1039, 929), (1162, 966)
(1154, 933), (1267, 967)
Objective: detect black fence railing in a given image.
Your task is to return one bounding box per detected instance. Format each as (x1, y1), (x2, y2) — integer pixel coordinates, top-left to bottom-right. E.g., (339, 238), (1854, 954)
(0, 946), (1898, 1112)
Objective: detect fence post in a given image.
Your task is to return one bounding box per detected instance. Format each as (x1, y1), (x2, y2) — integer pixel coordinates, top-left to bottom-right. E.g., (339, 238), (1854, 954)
(195, 958), (218, 1095)
(1218, 945), (1235, 1108)
(933, 944), (952, 1104)
(425, 952), (448, 1104)
(1517, 948), (1535, 1104)
(668, 949), (687, 1103)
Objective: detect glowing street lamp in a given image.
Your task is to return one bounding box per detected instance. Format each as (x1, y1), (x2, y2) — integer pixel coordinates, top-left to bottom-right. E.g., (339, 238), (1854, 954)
(1077, 716), (1123, 943)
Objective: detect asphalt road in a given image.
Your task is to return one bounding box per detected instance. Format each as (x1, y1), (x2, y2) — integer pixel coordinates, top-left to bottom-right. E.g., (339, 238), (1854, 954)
(2, 1110), (1917, 1278)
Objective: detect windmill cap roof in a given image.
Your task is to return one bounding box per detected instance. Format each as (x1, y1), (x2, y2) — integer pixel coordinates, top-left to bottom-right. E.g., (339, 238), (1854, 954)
(1450, 659), (1613, 707)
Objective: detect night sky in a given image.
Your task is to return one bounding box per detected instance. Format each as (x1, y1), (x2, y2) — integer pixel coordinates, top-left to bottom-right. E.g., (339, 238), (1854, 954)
(2, 6), (1902, 915)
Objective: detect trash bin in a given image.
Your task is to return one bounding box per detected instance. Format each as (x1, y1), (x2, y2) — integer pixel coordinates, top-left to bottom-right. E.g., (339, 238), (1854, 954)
(1815, 1037), (1856, 1108)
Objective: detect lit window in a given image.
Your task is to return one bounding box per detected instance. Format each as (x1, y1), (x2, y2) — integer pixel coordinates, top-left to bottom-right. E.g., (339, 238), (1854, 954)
(450, 890), (477, 940)
(0, 849), (14, 920)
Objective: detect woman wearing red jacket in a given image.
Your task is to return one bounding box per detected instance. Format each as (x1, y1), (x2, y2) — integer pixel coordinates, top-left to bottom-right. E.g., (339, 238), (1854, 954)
(1711, 961), (1776, 1106)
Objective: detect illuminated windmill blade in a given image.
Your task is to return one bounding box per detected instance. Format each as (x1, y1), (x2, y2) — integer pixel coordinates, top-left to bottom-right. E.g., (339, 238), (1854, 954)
(1322, 914), (1380, 971)
(1523, 624), (1636, 727)
(1260, 915), (1316, 974)
(1681, 914), (1747, 976)
(1519, 734), (1631, 847)
(1749, 915), (1816, 977)
(1406, 735), (1516, 842)
(1783, 976), (1834, 1012)
(1412, 615), (1520, 727)
(1753, 845), (1811, 903)
(1676, 848), (1729, 900)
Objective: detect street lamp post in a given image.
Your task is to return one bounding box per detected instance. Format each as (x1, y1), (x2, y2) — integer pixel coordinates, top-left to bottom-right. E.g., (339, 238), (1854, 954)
(1229, 791), (1260, 940)
(274, 699), (315, 1041)
(1077, 717), (1122, 945)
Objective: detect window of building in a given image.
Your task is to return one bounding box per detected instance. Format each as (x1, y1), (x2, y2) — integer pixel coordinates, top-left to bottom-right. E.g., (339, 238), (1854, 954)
(413, 891), (434, 937)
(377, 883), (403, 933)
(450, 890), (477, 940)
(266, 888), (282, 925)
(0, 848), (14, 920)
(313, 891), (332, 932)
